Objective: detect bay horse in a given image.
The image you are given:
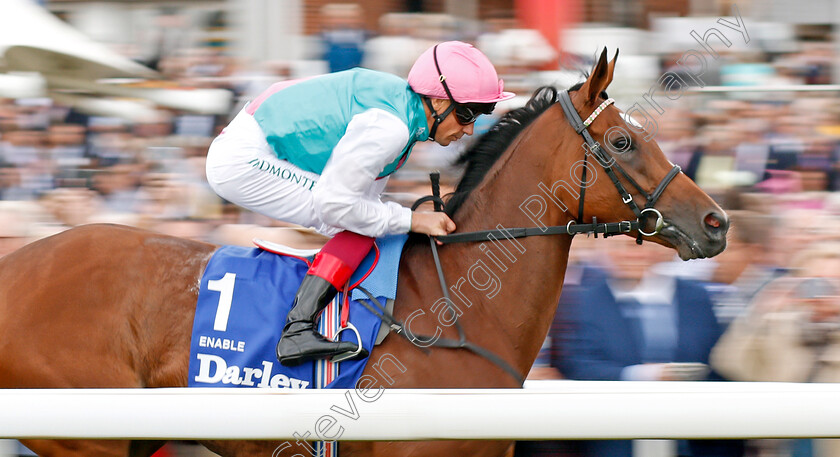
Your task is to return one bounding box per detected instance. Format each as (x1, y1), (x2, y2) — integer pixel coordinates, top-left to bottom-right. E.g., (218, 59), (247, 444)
(0, 49), (727, 457)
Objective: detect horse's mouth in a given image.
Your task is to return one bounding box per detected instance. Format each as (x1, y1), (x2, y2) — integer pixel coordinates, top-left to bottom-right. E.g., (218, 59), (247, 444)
(658, 221), (722, 260)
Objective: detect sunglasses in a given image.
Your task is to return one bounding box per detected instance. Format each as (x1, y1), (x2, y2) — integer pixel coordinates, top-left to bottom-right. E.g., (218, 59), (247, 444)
(454, 104), (481, 125)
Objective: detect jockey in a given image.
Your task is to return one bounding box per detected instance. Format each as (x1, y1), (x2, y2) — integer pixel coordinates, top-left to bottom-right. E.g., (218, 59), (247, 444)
(205, 41), (515, 367)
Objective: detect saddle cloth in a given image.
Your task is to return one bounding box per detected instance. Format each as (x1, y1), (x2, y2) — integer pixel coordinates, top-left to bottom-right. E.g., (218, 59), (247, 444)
(187, 234), (407, 390)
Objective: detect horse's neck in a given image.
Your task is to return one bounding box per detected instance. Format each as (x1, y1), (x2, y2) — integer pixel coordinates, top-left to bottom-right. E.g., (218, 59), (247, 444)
(436, 113), (578, 374)
(444, 232), (572, 374)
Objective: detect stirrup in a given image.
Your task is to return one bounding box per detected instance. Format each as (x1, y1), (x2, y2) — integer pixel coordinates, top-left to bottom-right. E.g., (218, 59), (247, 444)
(330, 322), (365, 363)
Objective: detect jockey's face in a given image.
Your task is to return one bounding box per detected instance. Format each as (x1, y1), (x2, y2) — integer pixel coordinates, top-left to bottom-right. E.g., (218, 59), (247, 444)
(428, 99), (475, 146)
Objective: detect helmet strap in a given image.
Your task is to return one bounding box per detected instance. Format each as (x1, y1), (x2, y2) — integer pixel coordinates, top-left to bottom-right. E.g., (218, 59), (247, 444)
(423, 44), (459, 141)
(424, 96), (455, 141)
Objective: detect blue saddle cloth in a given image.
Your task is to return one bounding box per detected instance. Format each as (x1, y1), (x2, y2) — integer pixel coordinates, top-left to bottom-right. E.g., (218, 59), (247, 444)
(188, 234), (407, 389)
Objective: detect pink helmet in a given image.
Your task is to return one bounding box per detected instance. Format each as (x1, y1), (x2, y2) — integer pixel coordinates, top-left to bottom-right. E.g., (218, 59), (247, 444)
(408, 41), (515, 104)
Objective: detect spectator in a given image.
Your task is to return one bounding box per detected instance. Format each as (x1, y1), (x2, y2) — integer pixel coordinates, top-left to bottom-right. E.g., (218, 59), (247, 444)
(362, 14), (424, 78)
(711, 241), (840, 457)
(557, 235), (743, 457)
(45, 124), (89, 173)
(0, 201), (39, 257)
(135, 171), (193, 221)
(37, 187), (102, 230)
(90, 161), (144, 216)
(0, 163), (28, 201)
(320, 3), (368, 73)
(475, 17), (557, 74)
(144, 7), (192, 72)
(705, 210), (786, 327)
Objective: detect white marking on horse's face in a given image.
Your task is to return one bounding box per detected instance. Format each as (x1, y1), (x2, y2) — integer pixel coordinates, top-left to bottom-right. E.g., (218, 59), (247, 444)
(619, 111), (643, 130)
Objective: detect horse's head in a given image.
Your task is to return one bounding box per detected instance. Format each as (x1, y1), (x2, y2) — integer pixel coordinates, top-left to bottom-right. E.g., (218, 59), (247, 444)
(563, 48), (728, 259)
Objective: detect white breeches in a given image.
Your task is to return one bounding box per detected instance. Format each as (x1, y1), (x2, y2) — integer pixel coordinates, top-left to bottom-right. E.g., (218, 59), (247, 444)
(205, 110), (338, 235)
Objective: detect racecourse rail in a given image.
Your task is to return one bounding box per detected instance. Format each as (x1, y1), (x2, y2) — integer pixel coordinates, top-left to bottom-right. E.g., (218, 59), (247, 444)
(1, 381), (840, 440)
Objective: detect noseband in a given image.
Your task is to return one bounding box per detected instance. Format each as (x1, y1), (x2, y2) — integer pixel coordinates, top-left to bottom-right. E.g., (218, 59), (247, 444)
(557, 90), (681, 243)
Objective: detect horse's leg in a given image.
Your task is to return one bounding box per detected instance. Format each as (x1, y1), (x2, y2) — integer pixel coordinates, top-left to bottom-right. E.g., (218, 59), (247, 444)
(200, 440), (309, 456)
(338, 440), (513, 456)
(197, 439), (512, 457)
(504, 442), (515, 457)
(19, 439), (129, 457)
(129, 440), (167, 457)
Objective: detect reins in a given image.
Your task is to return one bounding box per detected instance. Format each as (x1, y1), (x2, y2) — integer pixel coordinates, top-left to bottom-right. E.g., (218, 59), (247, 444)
(367, 89), (684, 385)
(435, 91), (682, 246)
(348, 176), (525, 385)
(409, 173), (525, 384)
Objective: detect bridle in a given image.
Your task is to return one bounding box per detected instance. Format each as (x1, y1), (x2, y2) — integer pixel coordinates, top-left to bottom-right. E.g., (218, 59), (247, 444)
(363, 89), (684, 385)
(557, 90), (682, 244)
(431, 89), (683, 244)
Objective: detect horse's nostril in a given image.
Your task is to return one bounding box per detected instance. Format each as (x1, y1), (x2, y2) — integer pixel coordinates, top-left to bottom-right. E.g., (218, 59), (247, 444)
(704, 213), (721, 229)
(703, 212), (728, 235)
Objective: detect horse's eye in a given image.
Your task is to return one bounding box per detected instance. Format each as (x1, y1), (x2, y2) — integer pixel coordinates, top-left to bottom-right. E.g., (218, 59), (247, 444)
(611, 137), (633, 153)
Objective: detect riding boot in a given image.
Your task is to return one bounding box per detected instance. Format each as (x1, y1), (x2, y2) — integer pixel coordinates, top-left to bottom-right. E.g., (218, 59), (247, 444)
(275, 274), (365, 366)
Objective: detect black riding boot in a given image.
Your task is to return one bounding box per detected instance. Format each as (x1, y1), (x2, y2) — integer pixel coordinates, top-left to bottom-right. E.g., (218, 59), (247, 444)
(276, 274), (365, 366)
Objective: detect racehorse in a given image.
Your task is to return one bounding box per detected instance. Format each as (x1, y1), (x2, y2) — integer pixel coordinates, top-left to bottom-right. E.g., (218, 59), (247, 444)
(0, 49), (727, 457)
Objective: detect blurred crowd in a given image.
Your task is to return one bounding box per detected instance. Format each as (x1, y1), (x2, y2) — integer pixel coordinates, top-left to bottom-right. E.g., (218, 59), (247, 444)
(6, 9), (840, 250)
(5, 2), (840, 456)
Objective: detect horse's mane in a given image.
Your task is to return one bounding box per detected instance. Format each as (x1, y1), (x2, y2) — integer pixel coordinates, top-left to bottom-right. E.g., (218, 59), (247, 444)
(444, 81), (612, 216)
(445, 86), (561, 216)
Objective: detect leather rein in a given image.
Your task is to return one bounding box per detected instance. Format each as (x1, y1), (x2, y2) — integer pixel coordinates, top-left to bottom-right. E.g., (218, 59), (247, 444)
(357, 90), (683, 385)
(436, 90), (682, 245)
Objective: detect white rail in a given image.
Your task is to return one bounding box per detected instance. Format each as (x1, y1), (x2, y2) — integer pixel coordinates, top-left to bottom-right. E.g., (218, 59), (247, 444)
(1, 382), (839, 440)
(687, 84), (840, 93)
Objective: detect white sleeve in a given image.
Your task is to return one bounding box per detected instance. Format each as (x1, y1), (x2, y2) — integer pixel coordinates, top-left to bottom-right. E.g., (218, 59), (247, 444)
(312, 108), (413, 238)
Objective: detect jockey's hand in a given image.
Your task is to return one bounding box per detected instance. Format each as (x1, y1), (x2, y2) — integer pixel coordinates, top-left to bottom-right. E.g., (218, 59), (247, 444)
(411, 211), (456, 238)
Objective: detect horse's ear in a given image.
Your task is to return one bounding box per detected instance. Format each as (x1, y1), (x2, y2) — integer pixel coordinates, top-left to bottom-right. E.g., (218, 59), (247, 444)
(581, 48), (610, 103)
(605, 49), (619, 89)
